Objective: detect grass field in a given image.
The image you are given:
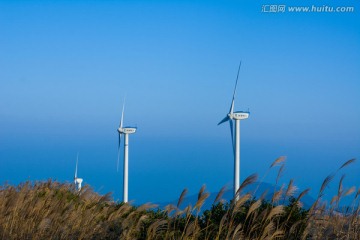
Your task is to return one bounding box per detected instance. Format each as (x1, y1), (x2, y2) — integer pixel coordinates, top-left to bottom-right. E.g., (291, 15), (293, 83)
(1, 158), (359, 240)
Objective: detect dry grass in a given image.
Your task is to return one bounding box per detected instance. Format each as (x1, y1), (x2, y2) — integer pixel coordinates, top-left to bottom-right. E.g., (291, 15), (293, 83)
(1, 158), (359, 239)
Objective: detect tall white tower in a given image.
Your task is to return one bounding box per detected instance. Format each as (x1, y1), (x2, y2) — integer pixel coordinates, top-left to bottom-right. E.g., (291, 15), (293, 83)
(218, 62), (250, 199)
(74, 153), (83, 191)
(117, 101), (137, 203)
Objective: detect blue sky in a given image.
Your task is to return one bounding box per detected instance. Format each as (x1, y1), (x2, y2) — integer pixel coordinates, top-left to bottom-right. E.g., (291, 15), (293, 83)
(0, 0), (359, 204)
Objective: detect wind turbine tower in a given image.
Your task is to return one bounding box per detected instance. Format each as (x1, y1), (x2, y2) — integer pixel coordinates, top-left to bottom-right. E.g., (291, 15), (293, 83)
(218, 62), (250, 199)
(74, 153), (83, 191)
(117, 100), (137, 203)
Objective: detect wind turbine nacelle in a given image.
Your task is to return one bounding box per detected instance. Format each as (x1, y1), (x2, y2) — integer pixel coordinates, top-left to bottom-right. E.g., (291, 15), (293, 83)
(118, 127), (137, 134)
(75, 178), (83, 184)
(230, 111), (249, 120)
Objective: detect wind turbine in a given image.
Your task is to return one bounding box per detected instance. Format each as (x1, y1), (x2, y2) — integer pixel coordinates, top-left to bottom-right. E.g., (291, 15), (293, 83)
(117, 99), (137, 203)
(74, 153), (83, 191)
(218, 61), (250, 199)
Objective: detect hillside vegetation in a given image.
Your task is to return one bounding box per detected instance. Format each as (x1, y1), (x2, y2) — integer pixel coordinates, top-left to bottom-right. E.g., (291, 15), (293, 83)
(1, 158), (360, 240)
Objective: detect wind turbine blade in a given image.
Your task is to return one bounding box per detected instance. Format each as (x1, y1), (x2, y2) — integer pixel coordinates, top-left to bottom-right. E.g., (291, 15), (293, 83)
(75, 152), (78, 179)
(229, 61), (242, 114)
(120, 100), (125, 129)
(218, 115), (229, 125)
(229, 99), (235, 115)
(229, 120), (235, 156)
(117, 133), (121, 172)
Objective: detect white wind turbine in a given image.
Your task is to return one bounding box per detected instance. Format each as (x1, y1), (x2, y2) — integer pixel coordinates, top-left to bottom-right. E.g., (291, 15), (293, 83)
(74, 153), (83, 191)
(117, 99), (137, 203)
(218, 61), (250, 199)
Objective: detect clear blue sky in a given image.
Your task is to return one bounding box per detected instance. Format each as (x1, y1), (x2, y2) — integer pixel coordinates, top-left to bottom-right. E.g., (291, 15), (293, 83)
(0, 0), (359, 204)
